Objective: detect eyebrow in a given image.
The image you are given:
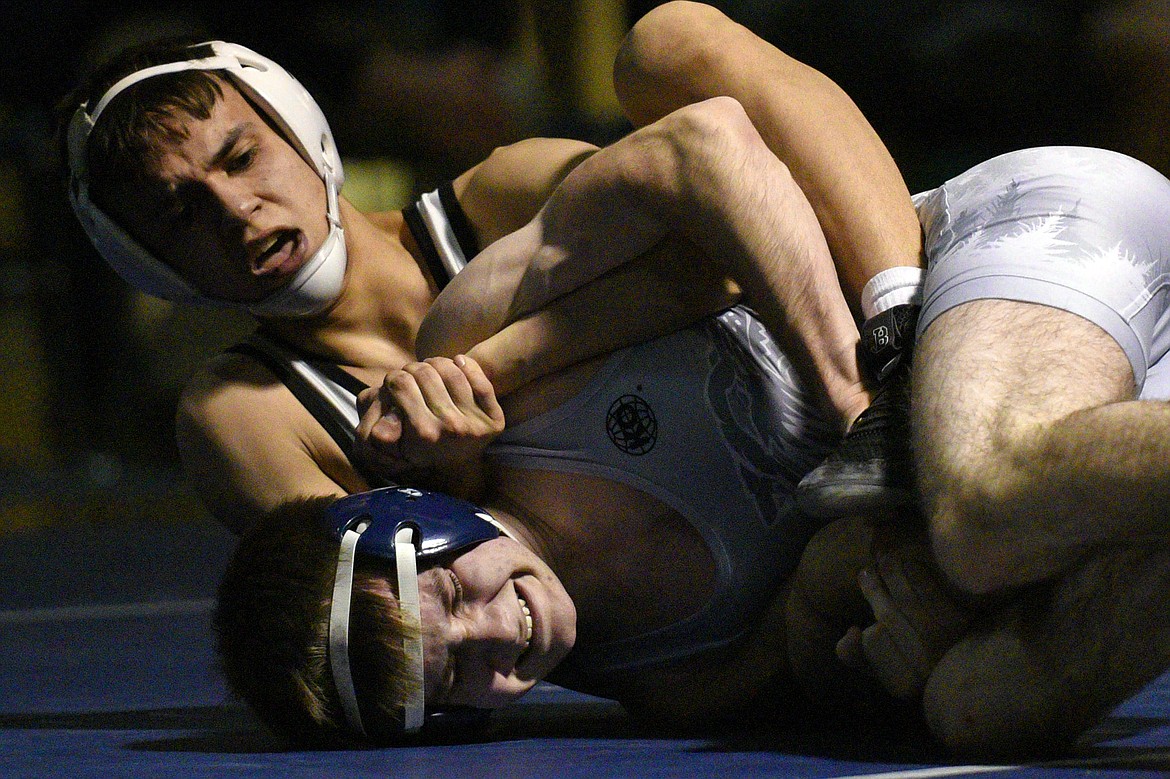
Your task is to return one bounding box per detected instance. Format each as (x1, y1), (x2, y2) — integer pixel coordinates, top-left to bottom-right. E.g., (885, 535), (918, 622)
(210, 124), (249, 168)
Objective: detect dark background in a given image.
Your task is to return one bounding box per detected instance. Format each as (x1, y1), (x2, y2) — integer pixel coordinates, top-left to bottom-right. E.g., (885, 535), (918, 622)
(0, 0), (1166, 524)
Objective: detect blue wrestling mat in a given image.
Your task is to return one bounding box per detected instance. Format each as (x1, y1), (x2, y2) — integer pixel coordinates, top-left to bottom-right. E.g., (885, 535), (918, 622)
(2, 485), (1169, 778)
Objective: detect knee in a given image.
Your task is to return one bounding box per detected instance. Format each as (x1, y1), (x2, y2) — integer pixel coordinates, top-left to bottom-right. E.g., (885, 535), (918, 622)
(647, 96), (784, 207)
(912, 393), (1029, 596)
(921, 477), (1014, 597)
(618, 2), (730, 75)
(664, 94), (756, 149)
(615, 2), (742, 117)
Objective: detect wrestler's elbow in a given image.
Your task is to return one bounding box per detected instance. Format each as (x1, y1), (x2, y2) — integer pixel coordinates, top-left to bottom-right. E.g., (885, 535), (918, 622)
(175, 391), (248, 533)
(637, 95), (773, 210)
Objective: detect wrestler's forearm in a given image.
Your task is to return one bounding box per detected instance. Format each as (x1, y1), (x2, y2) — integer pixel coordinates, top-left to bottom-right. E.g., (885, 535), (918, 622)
(426, 95), (868, 424)
(415, 130), (681, 363)
(466, 239), (740, 396)
(614, 1), (923, 307)
(414, 204), (680, 376)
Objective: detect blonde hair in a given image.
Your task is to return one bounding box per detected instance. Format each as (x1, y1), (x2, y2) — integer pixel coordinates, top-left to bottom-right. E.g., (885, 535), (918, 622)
(214, 496), (422, 745)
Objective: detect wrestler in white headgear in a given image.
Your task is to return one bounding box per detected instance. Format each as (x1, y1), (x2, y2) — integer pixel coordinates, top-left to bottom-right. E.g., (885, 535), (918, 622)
(66, 41), (346, 317)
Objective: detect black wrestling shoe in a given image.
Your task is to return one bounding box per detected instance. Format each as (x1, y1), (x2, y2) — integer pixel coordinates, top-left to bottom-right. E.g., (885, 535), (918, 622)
(795, 305), (919, 518)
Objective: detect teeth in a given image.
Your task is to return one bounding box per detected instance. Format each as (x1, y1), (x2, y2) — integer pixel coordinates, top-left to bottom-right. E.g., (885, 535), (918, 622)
(256, 234), (280, 258)
(519, 597), (533, 647)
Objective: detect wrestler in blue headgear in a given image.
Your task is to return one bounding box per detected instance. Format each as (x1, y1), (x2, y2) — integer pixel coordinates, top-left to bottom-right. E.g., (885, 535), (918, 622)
(65, 41), (347, 317)
(325, 486), (511, 736)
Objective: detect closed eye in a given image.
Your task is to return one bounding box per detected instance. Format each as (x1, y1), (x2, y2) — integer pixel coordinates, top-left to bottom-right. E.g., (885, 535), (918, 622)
(446, 652), (459, 701)
(449, 570), (464, 608)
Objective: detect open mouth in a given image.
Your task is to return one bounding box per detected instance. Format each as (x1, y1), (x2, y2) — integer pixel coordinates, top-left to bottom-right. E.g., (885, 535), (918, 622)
(253, 230), (300, 276)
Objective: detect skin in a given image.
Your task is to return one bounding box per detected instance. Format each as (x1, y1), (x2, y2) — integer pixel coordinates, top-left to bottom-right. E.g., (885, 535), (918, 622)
(910, 299), (1170, 754)
(614, 7), (1170, 753)
(415, 531), (577, 709)
(100, 0), (984, 741)
(169, 102), (614, 527)
(108, 86), (330, 305)
(393, 6), (1170, 754)
(138, 89), (779, 716)
(170, 2), (928, 536)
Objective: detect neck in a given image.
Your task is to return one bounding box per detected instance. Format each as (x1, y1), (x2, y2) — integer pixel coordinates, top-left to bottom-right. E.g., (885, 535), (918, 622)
(258, 199), (437, 368)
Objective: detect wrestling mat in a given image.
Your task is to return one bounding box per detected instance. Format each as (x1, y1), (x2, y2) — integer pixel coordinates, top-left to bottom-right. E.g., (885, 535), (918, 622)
(1, 475), (1167, 778)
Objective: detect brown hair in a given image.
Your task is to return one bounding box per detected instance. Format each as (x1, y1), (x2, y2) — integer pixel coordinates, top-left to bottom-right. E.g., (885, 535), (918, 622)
(214, 496), (420, 746)
(56, 37), (226, 208)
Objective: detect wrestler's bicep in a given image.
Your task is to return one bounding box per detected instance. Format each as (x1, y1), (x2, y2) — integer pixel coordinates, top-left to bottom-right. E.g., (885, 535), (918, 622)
(456, 137), (598, 246)
(176, 356), (362, 533)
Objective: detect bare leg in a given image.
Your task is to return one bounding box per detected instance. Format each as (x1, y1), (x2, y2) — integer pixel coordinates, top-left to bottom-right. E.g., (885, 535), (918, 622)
(911, 299), (1170, 594)
(614, 1), (924, 308)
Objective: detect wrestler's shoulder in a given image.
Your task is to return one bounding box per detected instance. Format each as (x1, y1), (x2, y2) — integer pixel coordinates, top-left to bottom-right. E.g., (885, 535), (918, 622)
(178, 351), (298, 431)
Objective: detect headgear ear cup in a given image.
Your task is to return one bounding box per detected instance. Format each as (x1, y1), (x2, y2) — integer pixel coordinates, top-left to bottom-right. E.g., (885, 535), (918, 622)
(67, 41), (347, 317)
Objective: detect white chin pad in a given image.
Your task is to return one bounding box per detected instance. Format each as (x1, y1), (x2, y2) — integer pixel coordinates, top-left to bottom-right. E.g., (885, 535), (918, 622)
(248, 222), (346, 317)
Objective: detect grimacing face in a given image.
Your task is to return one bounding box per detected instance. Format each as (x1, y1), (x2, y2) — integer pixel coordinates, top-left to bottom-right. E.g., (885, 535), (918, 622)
(106, 84), (330, 303)
(413, 536), (577, 709)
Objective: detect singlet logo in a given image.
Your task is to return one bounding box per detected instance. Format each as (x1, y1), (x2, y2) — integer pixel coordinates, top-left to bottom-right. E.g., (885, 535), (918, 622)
(606, 393), (657, 455)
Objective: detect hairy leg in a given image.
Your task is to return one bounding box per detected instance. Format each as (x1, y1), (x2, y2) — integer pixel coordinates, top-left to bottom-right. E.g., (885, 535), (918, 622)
(614, 1), (924, 306)
(924, 540), (1170, 758)
(911, 299), (1170, 594)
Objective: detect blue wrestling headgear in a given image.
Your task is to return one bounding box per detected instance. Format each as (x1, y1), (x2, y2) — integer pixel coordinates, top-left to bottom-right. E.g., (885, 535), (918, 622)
(66, 41), (347, 317)
(324, 486), (509, 737)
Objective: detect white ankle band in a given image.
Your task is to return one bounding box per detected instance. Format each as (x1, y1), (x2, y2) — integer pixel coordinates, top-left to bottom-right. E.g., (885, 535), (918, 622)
(861, 266), (924, 319)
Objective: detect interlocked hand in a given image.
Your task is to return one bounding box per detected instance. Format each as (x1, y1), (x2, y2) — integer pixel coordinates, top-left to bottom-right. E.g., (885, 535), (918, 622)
(836, 533), (972, 700)
(354, 355), (505, 486)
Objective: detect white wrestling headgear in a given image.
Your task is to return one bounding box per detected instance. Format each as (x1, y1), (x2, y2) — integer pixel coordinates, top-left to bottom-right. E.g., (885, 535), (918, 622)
(66, 41), (347, 317)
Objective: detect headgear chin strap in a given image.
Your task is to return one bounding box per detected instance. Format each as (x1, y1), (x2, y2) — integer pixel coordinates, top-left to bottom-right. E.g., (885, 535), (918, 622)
(324, 487), (508, 738)
(329, 521), (425, 734)
(66, 41), (347, 318)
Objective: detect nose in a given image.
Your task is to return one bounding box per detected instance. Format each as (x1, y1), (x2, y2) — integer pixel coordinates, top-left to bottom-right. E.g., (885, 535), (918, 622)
(453, 601), (522, 671)
(206, 175), (259, 225)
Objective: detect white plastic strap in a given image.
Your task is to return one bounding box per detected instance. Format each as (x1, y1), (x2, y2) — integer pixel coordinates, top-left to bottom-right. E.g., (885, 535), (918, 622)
(394, 527), (426, 733)
(328, 517), (370, 735)
(89, 55), (239, 124)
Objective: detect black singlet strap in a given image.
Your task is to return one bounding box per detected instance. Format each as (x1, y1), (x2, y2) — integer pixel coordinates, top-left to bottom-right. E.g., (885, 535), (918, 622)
(403, 201), (452, 291)
(436, 180), (481, 260)
(402, 182), (481, 291)
(227, 334), (366, 459)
